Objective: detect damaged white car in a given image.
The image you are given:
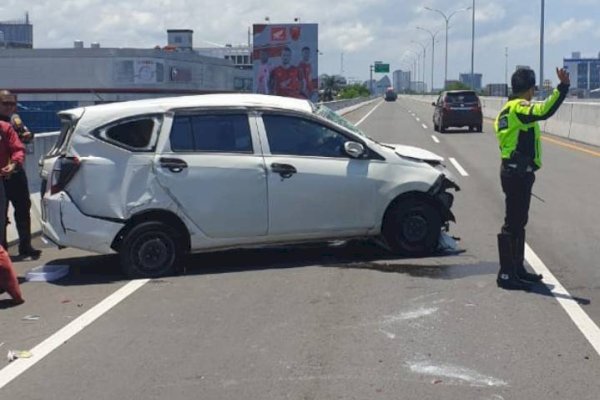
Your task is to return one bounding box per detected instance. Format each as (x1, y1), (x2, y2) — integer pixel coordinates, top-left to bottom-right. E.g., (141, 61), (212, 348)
(40, 94), (460, 278)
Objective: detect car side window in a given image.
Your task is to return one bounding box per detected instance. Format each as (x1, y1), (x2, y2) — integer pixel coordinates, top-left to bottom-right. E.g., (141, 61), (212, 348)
(170, 114), (253, 153)
(96, 116), (161, 151)
(262, 114), (349, 158)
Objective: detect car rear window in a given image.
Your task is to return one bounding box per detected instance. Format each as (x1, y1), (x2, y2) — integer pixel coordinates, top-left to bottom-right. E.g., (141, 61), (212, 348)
(445, 93), (479, 103)
(170, 114), (253, 153)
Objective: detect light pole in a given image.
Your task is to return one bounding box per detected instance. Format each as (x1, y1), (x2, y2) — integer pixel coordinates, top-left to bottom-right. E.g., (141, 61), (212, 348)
(412, 40), (428, 93)
(406, 49), (421, 87)
(417, 26), (441, 93)
(425, 5), (472, 89)
(540, 0), (545, 97)
(470, 0), (475, 90)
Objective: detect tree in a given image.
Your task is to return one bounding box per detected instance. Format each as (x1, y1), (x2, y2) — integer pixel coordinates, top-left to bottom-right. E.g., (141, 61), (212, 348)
(319, 74), (340, 102)
(444, 81), (471, 91)
(337, 84), (370, 99)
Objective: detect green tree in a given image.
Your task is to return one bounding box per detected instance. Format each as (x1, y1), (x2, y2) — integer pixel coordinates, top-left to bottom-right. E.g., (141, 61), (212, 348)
(444, 82), (471, 91)
(337, 84), (370, 99)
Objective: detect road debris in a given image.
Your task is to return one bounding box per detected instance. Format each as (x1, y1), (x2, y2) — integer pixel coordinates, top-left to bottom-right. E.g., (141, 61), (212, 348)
(7, 350), (32, 362)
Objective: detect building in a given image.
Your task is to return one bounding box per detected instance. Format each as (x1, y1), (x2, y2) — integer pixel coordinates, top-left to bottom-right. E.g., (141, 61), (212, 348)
(393, 69), (411, 92)
(563, 51), (600, 97)
(0, 13), (33, 49)
(485, 83), (508, 97)
(459, 73), (482, 91)
(0, 29), (253, 132)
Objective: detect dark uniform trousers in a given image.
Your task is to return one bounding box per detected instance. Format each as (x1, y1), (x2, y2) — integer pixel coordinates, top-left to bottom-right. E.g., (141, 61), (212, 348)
(500, 164), (535, 237)
(3, 167), (31, 249)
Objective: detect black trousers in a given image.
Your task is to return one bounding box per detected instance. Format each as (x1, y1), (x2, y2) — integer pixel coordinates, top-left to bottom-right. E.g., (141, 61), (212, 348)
(500, 165), (535, 235)
(3, 167), (32, 249)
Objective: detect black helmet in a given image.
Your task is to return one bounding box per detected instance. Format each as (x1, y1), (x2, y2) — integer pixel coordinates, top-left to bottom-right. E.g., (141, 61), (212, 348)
(511, 68), (536, 94)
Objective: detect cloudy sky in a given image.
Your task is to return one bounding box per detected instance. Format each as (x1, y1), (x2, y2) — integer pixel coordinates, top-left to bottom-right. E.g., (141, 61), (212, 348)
(2, 0), (599, 89)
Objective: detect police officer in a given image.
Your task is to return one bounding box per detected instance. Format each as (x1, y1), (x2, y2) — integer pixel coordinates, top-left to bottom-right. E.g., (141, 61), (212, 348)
(0, 90), (41, 258)
(494, 67), (570, 290)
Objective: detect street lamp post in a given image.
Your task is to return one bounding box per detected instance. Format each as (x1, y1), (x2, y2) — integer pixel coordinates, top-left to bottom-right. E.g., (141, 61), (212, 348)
(412, 40), (428, 93)
(470, 0), (475, 90)
(540, 0), (545, 97)
(425, 5), (472, 89)
(417, 26), (441, 93)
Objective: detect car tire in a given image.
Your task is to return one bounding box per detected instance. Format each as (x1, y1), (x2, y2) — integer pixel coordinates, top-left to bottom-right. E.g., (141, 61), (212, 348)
(433, 121), (438, 132)
(476, 124), (483, 132)
(439, 123), (446, 133)
(120, 221), (182, 278)
(382, 197), (442, 257)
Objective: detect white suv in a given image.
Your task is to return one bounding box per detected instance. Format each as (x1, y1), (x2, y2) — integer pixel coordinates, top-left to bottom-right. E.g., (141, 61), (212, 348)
(40, 94), (460, 278)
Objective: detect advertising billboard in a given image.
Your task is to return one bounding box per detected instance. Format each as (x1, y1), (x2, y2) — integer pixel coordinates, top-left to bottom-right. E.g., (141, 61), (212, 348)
(253, 23), (318, 102)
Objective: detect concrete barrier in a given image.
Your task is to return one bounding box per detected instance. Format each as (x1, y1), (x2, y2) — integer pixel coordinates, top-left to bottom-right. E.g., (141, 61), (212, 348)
(569, 103), (600, 147)
(543, 102), (572, 139)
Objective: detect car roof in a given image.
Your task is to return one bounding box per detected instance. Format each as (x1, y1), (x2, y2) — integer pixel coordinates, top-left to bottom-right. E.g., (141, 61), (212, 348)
(444, 90), (477, 95)
(61, 93), (314, 131)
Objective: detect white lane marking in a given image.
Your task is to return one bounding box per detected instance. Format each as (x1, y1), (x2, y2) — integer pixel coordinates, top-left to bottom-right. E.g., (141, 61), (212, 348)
(382, 307), (438, 324)
(449, 157), (469, 176)
(415, 117), (421, 122)
(431, 135), (440, 143)
(0, 279), (150, 389)
(422, 123), (428, 130)
(356, 100), (384, 126)
(525, 244), (600, 357)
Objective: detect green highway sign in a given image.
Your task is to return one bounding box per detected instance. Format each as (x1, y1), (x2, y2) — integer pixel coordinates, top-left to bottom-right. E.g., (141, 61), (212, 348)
(374, 63), (389, 73)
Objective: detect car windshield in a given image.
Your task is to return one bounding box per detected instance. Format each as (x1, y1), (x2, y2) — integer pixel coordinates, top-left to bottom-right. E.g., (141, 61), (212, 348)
(314, 104), (366, 137)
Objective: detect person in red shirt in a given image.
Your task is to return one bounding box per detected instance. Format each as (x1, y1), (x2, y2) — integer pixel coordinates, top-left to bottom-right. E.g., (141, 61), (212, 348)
(270, 47), (303, 99)
(0, 94), (25, 305)
(298, 46), (317, 102)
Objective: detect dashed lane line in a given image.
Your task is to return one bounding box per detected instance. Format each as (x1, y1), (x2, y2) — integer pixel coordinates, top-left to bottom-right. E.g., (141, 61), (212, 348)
(431, 135), (440, 143)
(449, 157), (469, 176)
(421, 123), (428, 130)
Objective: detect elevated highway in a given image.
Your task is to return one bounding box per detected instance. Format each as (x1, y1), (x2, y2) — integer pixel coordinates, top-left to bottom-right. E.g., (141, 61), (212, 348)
(1, 97), (600, 399)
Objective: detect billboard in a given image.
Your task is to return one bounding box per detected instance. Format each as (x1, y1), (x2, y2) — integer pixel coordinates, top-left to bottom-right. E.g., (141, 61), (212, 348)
(253, 23), (318, 102)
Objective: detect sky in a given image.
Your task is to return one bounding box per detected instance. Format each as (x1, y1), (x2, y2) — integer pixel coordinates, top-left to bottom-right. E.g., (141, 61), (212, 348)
(2, 0), (599, 90)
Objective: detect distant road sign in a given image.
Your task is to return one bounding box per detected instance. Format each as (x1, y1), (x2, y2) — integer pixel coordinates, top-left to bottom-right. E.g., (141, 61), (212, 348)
(374, 63), (389, 73)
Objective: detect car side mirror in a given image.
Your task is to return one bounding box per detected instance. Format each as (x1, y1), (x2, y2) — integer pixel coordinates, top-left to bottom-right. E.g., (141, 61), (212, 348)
(344, 141), (366, 159)
(431, 102), (436, 106)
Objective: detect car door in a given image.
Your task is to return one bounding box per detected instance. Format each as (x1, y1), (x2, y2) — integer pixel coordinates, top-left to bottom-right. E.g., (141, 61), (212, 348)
(154, 111), (268, 238)
(258, 112), (376, 237)
(433, 95), (442, 124)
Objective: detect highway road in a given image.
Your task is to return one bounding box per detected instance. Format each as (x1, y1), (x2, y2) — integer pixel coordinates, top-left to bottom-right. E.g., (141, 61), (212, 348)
(1, 97), (600, 399)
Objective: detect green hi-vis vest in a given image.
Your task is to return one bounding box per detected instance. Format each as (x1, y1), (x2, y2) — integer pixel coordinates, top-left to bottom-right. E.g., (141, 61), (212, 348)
(494, 85), (568, 169)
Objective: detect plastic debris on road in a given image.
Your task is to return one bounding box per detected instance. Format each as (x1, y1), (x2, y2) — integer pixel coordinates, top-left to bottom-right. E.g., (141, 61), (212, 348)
(22, 315), (40, 321)
(7, 350), (32, 362)
(26, 264), (69, 282)
(437, 232), (464, 255)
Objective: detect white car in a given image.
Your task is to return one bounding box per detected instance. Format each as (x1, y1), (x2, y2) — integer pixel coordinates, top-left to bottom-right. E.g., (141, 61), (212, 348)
(40, 94), (460, 278)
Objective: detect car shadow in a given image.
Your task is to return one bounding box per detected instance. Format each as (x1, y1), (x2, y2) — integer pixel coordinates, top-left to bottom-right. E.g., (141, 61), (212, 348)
(39, 240), (490, 286)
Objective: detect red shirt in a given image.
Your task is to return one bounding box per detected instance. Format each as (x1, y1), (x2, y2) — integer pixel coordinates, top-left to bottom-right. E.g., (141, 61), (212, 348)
(271, 65), (302, 98)
(298, 61), (313, 93)
(0, 121), (25, 168)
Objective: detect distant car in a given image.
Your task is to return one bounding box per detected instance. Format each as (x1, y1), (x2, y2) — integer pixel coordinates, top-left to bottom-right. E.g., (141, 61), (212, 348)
(384, 88), (398, 102)
(40, 94), (459, 278)
(432, 90), (482, 133)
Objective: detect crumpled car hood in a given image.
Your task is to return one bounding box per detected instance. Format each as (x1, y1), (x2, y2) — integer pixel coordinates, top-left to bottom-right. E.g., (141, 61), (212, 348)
(387, 144), (444, 163)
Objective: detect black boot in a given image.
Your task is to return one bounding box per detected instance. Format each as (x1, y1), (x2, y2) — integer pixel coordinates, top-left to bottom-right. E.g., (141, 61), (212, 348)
(17, 215), (41, 259)
(497, 233), (532, 291)
(513, 230), (542, 283)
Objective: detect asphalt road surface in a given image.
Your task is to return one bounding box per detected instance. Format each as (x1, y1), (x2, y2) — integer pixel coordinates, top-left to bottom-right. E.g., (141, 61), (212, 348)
(1, 97), (600, 399)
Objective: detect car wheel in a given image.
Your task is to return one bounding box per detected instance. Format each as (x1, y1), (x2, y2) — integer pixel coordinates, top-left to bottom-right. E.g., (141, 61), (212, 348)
(439, 122), (446, 133)
(433, 121), (438, 132)
(382, 198), (442, 257)
(477, 124), (483, 132)
(120, 221), (181, 278)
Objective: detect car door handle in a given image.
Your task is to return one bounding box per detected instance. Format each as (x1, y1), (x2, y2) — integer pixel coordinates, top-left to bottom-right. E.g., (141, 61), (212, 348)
(271, 163), (297, 179)
(159, 157), (188, 173)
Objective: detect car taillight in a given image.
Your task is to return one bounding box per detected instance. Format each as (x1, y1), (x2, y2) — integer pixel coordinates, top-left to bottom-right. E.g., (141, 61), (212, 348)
(50, 156), (80, 195)
(443, 102), (451, 112)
